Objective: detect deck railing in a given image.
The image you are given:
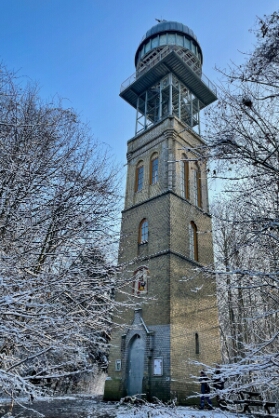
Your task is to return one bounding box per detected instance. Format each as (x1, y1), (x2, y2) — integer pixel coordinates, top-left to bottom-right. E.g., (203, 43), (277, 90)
(120, 45), (217, 96)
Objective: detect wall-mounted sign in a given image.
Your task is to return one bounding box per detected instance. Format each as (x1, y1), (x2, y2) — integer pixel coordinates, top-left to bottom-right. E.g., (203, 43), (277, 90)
(115, 359), (121, 371)
(153, 357), (163, 376)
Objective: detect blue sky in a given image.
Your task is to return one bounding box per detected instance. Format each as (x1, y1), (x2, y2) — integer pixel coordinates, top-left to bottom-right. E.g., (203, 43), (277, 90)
(0, 0), (277, 167)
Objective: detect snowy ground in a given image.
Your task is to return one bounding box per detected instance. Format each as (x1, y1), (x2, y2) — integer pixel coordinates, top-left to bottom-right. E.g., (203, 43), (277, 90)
(0, 396), (243, 418)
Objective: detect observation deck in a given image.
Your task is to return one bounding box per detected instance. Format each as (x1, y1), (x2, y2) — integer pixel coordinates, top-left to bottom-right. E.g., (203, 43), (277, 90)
(120, 45), (217, 112)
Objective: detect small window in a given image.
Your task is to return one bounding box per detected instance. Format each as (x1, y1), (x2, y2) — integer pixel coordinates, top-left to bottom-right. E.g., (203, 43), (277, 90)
(135, 161), (144, 192)
(139, 218), (148, 243)
(189, 221), (198, 261)
(150, 153), (158, 184)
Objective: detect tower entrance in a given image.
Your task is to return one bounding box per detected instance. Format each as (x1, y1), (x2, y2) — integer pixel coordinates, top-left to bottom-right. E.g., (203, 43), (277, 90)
(126, 334), (145, 396)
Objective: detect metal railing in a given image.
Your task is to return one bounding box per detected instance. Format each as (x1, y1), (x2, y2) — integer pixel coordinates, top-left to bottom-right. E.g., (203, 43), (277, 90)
(120, 45), (217, 96)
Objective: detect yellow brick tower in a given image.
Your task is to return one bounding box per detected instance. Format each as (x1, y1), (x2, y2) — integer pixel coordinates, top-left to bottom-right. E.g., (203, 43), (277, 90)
(104, 20), (221, 404)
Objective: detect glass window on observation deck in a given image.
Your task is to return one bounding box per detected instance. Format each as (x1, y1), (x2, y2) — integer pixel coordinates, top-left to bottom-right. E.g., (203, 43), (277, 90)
(159, 33), (167, 46)
(145, 40), (151, 53)
(184, 37), (190, 50)
(177, 34), (184, 47)
(152, 36), (159, 48)
(168, 33), (176, 45)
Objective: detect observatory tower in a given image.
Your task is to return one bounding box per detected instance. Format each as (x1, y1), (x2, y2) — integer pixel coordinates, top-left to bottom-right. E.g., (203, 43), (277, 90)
(104, 20), (220, 404)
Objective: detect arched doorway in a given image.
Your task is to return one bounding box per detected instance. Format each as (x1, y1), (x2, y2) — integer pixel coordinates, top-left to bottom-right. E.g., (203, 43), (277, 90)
(126, 334), (145, 396)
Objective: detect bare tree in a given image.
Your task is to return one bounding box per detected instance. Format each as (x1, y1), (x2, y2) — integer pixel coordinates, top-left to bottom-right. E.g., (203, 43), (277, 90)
(204, 10), (279, 400)
(0, 66), (122, 400)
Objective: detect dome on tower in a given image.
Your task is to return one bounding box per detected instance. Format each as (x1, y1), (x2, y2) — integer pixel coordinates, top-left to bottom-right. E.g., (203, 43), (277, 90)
(135, 20), (203, 68)
(120, 19), (217, 135)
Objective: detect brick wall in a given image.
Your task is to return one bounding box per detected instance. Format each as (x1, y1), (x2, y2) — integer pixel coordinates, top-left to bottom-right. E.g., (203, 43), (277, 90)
(104, 116), (221, 404)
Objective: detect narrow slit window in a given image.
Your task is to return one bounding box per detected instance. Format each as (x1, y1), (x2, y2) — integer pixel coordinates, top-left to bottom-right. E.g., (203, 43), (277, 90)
(181, 154), (189, 199)
(193, 163), (202, 208)
(150, 153), (159, 184)
(195, 332), (200, 354)
(189, 221), (198, 261)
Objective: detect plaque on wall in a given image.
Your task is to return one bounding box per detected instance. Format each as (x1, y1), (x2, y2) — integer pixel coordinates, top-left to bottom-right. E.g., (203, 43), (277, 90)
(153, 357), (163, 376)
(133, 266), (149, 295)
(115, 359), (121, 371)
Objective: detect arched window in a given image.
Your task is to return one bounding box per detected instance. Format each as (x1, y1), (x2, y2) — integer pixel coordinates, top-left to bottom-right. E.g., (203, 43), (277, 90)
(193, 163), (202, 208)
(135, 161), (144, 192)
(189, 221), (198, 261)
(150, 153), (158, 185)
(181, 154), (189, 199)
(195, 332), (200, 354)
(139, 218), (148, 244)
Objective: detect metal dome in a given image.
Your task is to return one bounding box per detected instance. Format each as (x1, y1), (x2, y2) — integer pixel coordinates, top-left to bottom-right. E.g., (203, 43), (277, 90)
(145, 20), (198, 42)
(135, 20), (203, 67)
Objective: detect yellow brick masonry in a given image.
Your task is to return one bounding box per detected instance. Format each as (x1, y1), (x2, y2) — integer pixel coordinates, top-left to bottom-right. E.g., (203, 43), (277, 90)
(104, 115), (221, 404)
